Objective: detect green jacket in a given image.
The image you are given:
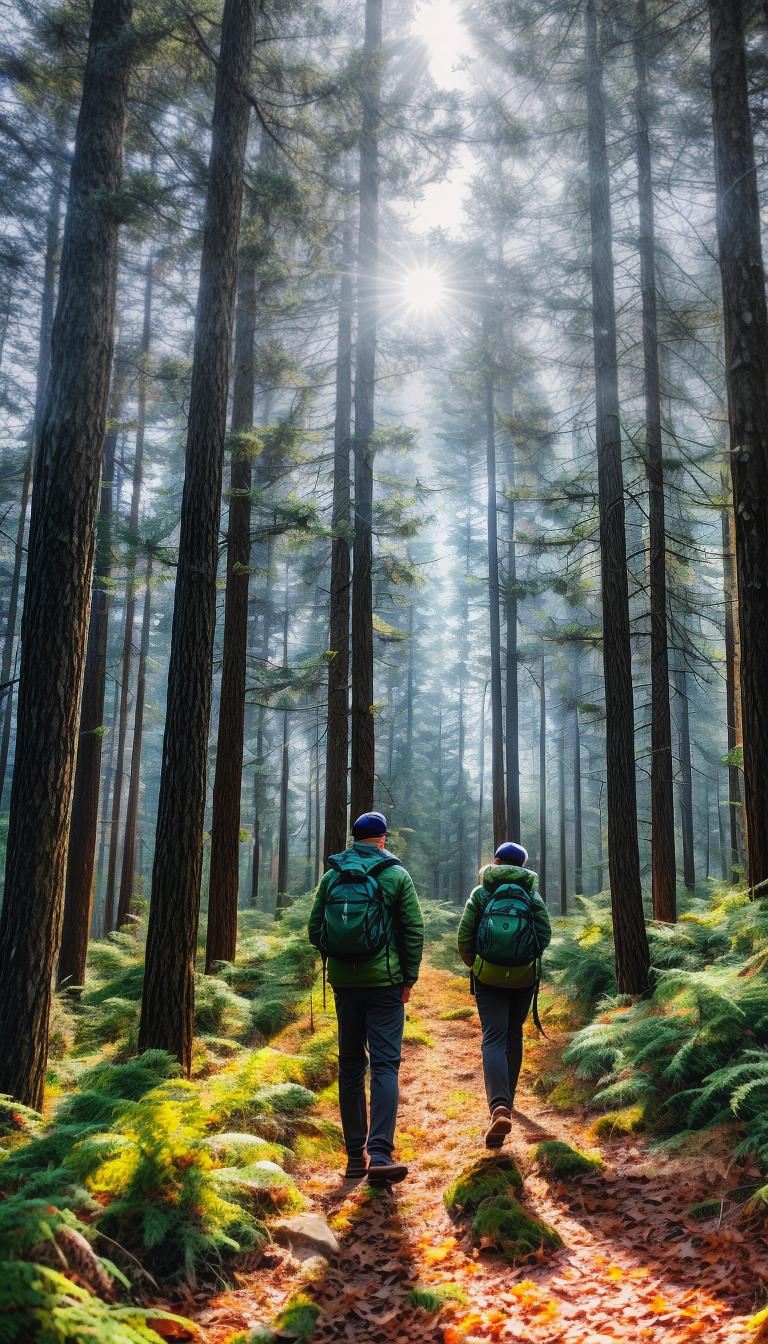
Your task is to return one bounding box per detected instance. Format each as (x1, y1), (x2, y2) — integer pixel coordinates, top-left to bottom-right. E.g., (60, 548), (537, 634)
(308, 843), (424, 988)
(457, 864), (551, 988)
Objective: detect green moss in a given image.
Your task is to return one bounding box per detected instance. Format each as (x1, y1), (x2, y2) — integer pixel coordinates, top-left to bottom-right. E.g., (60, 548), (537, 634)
(546, 1078), (592, 1112)
(274, 1293), (320, 1340)
(533, 1140), (603, 1177)
(588, 1106), (645, 1139)
(471, 1195), (562, 1261)
(444, 1154), (523, 1216)
(403, 1018), (434, 1047)
(408, 1283), (469, 1312)
(439, 1006), (474, 1021)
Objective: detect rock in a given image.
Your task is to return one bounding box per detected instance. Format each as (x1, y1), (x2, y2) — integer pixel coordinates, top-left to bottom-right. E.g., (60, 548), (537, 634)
(271, 1213), (340, 1261)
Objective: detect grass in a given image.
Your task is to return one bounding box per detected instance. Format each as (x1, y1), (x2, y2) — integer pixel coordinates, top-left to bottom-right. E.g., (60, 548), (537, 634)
(408, 1283), (469, 1312)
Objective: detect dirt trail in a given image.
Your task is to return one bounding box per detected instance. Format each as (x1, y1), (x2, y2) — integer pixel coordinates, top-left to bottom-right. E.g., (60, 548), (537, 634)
(195, 965), (767, 1343)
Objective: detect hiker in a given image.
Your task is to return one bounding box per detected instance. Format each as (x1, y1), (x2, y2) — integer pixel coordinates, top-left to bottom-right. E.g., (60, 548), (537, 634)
(457, 841), (551, 1149)
(308, 811), (424, 1185)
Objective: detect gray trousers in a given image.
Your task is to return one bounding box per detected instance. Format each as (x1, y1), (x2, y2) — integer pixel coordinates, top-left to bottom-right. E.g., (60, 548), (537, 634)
(333, 984), (404, 1162)
(474, 979), (534, 1113)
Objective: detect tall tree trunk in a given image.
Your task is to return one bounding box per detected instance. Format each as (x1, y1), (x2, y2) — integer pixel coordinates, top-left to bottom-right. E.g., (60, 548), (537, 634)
(139, 0), (257, 1070)
(349, 0), (382, 821)
(572, 681), (583, 895)
(275, 595), (290, 912)
(477, 679), (488, 868)
(634, 0), (676, 921)
(674, 659), (695, 890)
(58, 356), (128, 987)
(721, 469), (746, 879)
(404, 599), (415, 809)
(485, 362), (506, 847)
(0, 0), (132, 1108)
(718, 778), (728, 881)
(313, 719), (321, 886)
(0, 161), (64, 801)
(504, 446), (520, 839)
(205, 199), (257, 971)
(323, 193), (353, 859)
(250, 543), (273, 908)
(558, 720), (567, 915)
(708, 0), (768, 897)
(103, 254), (153, 932)
(116, 555), (153, 926)
(538, 655), (547, 904)
(585, 0), (649, 992)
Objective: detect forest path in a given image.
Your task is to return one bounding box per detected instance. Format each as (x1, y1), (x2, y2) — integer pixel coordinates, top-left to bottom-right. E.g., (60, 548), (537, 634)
(194, 964), (766, 1343)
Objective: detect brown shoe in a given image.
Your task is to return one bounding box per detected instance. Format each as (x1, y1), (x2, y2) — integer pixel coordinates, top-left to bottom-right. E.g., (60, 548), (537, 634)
(485, 1106), (512, 1149)
(367, 1160), (409, 1185)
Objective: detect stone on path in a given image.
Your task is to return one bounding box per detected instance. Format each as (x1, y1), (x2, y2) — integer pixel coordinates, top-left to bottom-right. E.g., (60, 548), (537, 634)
(271, 1213), (340, 1262)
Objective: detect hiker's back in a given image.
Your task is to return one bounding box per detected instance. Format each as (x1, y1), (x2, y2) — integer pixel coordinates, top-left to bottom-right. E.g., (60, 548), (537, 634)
(460, 863), (548, 988)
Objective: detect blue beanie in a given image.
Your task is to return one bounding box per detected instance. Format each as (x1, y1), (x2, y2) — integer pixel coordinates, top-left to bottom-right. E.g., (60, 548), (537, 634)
(352, 811), (388, 839)
(495, 841), (528, 867)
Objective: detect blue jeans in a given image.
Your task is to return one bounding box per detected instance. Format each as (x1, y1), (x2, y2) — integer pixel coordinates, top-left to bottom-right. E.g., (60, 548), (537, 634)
(474, 980), (534, 1113)
(333, 984), (404, 1163)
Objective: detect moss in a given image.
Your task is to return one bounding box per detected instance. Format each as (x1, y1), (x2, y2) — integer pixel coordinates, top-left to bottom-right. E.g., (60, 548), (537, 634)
(408, 1283), (468, 1312)
(439, 1006), (474, 1021)
(272, 1293), (320, 1340)
(403, 1018), (434, 1047)
(533, 1140), (603, 1177)
(444, 1154), (523, 1216)
(546, 1078), (592, 1112)
(471, 1195), (562, 1261)
(588, 1106), (646, 1140)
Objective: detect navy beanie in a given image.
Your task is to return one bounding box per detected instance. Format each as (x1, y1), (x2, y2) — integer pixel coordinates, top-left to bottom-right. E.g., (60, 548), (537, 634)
(494, 841), (528, 867)
(352, 811), (388, 839)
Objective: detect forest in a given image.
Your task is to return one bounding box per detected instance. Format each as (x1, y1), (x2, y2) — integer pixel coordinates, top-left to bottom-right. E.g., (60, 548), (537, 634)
(1, 0), (768, 1338)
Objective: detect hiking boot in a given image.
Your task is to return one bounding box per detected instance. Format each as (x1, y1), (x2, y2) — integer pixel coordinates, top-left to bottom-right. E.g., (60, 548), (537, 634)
(484, 1105), (512, 1149)
(344, 1152), (369, 1180)
(366, 1159), (409, 1185)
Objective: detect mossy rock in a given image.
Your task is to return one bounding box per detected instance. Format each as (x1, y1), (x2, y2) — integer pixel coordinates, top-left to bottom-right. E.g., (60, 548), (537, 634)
(243, 1292), (321, 1343)
(444, 1154), (523, 1216)
(439, 1006), (474, 1021)
(546, 1078), (592, 1112)
(213, 1159), (302, 1214)
(254, 1082), (316, 1114)
(471, 1195), (562, 1261)
(533, 1140), (603, 1178)
(203, 1131), (289, 1167)
(588, 1106), (645, 1139)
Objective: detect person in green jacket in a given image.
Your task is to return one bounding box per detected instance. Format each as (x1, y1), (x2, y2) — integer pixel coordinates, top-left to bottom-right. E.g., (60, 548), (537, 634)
(457, 841), (551, 1149)
(308, 811), (424, 1184)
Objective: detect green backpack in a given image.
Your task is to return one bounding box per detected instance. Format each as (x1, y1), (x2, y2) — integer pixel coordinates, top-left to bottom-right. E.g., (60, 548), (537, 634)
(475, 880), (543, 969)
(319, 855), (401, 995)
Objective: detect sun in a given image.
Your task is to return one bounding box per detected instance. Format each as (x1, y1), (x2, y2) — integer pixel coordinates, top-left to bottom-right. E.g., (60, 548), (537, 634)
(411, 0), (466, 88)
(401, 266), (447, 314)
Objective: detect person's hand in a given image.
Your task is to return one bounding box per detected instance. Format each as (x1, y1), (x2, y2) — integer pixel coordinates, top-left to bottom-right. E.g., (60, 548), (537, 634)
(401, 986), (412, 1004)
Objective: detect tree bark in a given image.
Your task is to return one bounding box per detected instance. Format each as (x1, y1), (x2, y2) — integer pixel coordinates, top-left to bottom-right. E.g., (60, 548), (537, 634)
(0, 160), (64, 801)
(504, 449), (520, 839)
(103, 254), (153, 932)
(323, 191), (354, 859)
(477, 679), (488, 869)
(558, 721), (567, 915)
(350, 0), (382, 821)
(139, 0), (257, 1070)
(634, 0), (676, 922)
(721, 469), (746, 879)
(58, 355), (128, 988)
(708, 0), (768, 897)
(674, 659), (695, 890)
(539, 655), (547, 904)
(585, 0), (649, 992)
(0, 0), (132, 1108)
(116, 555), (153, 926)
(205, 196), (257, 971)
(485, 363), (506, 848)
(275, 592), (290, 912)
